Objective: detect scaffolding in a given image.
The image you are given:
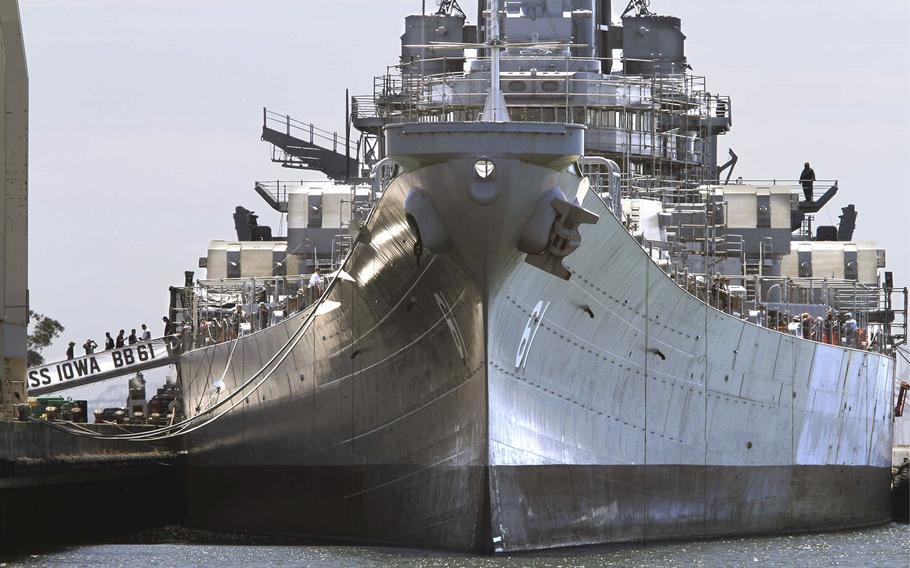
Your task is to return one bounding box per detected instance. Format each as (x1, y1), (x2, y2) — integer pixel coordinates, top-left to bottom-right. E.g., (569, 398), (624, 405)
(353, 54), (731, 196)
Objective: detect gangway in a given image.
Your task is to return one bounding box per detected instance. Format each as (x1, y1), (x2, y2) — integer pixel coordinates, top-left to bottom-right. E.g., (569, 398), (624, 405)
(27, 338), (175, 397)
(261, 107), (358, 181)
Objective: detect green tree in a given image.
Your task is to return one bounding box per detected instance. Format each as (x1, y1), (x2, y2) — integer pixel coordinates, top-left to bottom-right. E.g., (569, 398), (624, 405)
(27, 310), (65, 367)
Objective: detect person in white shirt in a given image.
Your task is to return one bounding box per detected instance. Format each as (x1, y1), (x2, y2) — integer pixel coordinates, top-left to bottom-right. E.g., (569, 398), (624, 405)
(842, 313), (858, 347)
(787, 316), (801, 337)
(140, 323), (152, 341)
(308, 268), (323, 291)
(305, 267), (324, 304)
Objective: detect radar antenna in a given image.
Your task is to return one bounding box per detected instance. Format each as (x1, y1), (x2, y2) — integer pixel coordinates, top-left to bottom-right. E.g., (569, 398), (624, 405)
(435, 0), (465, 17)
(621, 0), (653, 18)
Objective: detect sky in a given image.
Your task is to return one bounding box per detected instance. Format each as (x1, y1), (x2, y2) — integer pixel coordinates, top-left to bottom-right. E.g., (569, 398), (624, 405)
(19, 0), (910, 371)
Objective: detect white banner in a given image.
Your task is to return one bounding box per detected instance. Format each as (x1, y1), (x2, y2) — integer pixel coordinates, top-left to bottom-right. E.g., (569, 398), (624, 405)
(27, 339), (170, 390)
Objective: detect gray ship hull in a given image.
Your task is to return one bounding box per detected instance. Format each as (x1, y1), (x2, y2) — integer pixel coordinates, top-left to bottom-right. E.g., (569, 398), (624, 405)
(181, 175), (493, 550)
(178, 127), (894, 552)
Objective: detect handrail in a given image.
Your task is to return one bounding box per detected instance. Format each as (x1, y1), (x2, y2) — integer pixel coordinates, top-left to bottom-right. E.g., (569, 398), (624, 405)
(719, 178), (838, 187)
(670, 270), (904, 355)
(262, 107), (357, 155)
(715, 179), (839, 205)
(351, 95), (379, 119)
(355, 69), (729, 181)
(362, 66), (726, 112)
(253, 180), (319, 210)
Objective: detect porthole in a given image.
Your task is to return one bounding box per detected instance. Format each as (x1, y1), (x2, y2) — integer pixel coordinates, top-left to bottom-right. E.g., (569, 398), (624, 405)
(474, 159), (495, 179)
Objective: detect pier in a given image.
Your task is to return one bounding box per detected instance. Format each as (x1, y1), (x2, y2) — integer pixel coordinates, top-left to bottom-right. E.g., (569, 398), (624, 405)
(0, 3), (182, 550)
(0, 420), (183, 551)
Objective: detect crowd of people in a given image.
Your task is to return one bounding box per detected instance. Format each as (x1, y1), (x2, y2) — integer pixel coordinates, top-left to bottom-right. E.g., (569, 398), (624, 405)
(778, 311), (869, 349)
(742, 305), (878, 351)
(171, 270), (328, 353)
(64, 323), (154, 360)
(676, 273), (881, 352)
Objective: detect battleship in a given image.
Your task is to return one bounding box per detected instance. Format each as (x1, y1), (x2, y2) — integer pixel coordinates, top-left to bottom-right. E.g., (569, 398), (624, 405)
(29, 0), (906, 553)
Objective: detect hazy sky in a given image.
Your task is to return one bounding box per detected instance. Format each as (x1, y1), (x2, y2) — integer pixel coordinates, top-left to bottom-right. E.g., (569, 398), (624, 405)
(19, 0), (910, 364)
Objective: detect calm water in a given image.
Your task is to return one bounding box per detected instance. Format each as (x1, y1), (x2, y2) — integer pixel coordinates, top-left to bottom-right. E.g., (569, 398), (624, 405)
(2, 524), (907, 567)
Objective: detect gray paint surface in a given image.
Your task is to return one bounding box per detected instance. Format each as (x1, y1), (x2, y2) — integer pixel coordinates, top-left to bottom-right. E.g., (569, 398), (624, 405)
(177, 123), (892, 551)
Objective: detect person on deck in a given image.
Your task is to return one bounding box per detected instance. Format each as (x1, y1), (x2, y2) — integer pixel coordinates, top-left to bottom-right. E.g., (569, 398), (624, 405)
(128, 329), (138, 345)
(140, 323), (152, 341)
(800, 162), (816, 202)
(308, 267), (324, 293)
(307, 267), (324, 304)
(181, 320), (194, 351)
(162, 316), (175, 351)
(257, 302), (268, 331)
(857, 326), (868, 350)
(843, 313), (858, 347)
(230, 306), (247, 339)
(787, 316), (801, 336)
(104, 332), (115, 351)
(813, 316), (824, 342)
(115, 329), (126, 348)
(822, 312), (839, 345)
(66, 342), (76, 360)
(83, 339), (98, 355)
(801, 313), (812, 340)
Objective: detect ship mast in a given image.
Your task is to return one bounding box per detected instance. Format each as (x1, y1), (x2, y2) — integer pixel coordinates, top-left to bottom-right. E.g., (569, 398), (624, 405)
(480, 0), (510, 121)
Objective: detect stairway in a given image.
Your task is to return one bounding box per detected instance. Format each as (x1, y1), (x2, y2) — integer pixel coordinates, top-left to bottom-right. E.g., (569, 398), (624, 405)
(261, 108), (358, 181)
(744, 259), (760, 301)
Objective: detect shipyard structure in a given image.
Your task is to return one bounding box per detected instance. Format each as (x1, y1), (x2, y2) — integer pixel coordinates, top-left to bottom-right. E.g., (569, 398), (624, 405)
(0, 0), (28, 422)
(12, 0), (909, 554)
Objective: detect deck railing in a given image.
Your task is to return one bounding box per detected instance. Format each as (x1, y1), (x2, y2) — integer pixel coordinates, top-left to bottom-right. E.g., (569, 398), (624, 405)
(262, 107), (357, 157)
(671, 271), (906, 355)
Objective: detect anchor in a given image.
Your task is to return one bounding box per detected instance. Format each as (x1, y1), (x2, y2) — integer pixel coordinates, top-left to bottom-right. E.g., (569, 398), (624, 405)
(523, 194), (599, 281)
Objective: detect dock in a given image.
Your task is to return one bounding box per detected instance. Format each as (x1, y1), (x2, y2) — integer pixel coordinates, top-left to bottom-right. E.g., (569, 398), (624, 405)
(0, 420), (184, 551)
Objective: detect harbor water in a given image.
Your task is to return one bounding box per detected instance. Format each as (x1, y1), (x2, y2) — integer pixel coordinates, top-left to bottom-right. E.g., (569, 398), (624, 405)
(2, 524), (907, 567)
